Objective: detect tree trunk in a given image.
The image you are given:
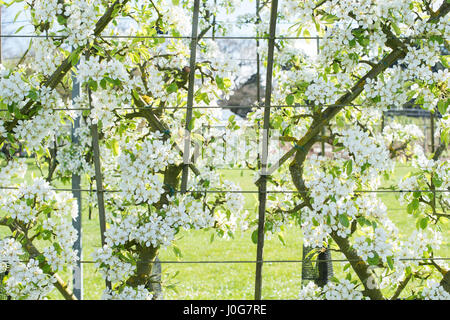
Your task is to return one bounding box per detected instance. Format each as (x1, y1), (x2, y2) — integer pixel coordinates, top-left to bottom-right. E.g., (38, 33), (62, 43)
(127, 245), (158, 289)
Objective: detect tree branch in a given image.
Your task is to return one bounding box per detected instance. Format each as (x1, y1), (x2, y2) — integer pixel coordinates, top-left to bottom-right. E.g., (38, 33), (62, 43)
(391, 273), (412, 300)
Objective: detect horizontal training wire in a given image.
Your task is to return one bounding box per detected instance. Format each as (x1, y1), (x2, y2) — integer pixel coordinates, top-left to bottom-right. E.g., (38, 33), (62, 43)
(0, 104), (433, 112)
(84, 257), (450, 264)
(1, 257), (449, 265)
(0, 34), (445, 41)
(0, 186), (447, 194)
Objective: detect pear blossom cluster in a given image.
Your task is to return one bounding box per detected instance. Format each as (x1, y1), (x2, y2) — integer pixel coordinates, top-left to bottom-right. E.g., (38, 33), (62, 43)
(0, 159), (27, 182)
(397, 230), (442, 265)
(77, 55), (132, 85)
(89, 89), (129, 128)
(13, 109), (61, 152)
(0, 163), (78, 287)
(0, 229), (72, 299)
(161, 0), (192, 35)
(326, 0), (414, 26)
(102, 195), (215, 251)
(117, 132), (180, 205)
(280, 0), (314, 22)
(64, 0), (100, 48)
(38, 86), (65, 109)
(380, 230), (444, 287)
(2, 257), (56, 300)
(353, 228), (395, 264)
(91, 245), (135, 283)
(302, 155), (357, 245)
(102, 285), (153, 300)
(0, 238), (22, 274)
(298, 282), (322, 300)
(319, 24), (361, 71)
(93, 185), (244, 293)
(337, 126), (391, 175)
(322, 280), (365, 300)
(298, 280), (365, 300)
(0, 68), (35, 108)
(33, 0), (64, 23)
(31, 0), (101, 47)
(145, 65), (167, 100)
(407, 12), (450, 38)
(420, 280), (450, 300)
(398, 145), (449, 207)
(203, 40), (240, 81)
(1, 178), (78, 272)
(299, 126), (392, 248)
(304, 77), (340, 106)
(400, 43), (443, 83)
(363, 68), (409, 109)
(32, 38), (65, 76)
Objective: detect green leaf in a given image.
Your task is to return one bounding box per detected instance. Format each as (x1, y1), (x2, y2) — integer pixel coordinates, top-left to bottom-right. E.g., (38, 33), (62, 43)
(166, 82), (178, 94)
(100, 79), (107, 90)
(332, 62), (339, 73)
(57, 15), (67, 25)
(312, 217), (319, 226)
(437, 100), (448, 115)
(391, 22), (401, 35)
(432, 176), (443, 188)
(14, 25), (24, 34)
(335, 115), (345, 128)
(187, 118), (195, 131)
(357, 216), (366, 226)
(111, 139), (119, 156)
(131, 90), (140, 101)
(88, 80), (98, 92)
(251, 229), (259, 244)
(215, 76), (225, 90)
(387, 256), (394, 270)
(27, 89), (38, 101)
(71, 52), (80, 66)
(407, 198), (420, 214)
(53, 242), (62, 254)
(13, 10), (21, 23)
(348, 38), (356, 47)
(419, 217), (429, 230)
(339, 214), (349, 228)
(172, 245), (183, 258)
(361, 162), (370, 173)
(442, 129), (449, 145)
(42, 205), (53, 215)
(346, 160), (353, 176)
(429, 35), (443, 44)
(367, 253), (380, 266)
(286, 94), (295, 106)
(278, 233), (286, 246)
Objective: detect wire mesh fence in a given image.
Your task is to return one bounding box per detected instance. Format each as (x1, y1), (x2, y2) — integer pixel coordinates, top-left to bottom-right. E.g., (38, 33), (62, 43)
(0, 1), (449, 300)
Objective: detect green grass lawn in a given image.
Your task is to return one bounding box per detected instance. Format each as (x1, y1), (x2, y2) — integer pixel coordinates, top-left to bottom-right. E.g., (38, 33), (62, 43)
(1, 160), (449, 300)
